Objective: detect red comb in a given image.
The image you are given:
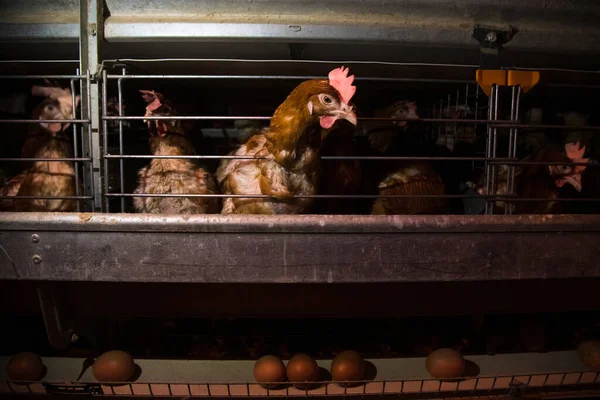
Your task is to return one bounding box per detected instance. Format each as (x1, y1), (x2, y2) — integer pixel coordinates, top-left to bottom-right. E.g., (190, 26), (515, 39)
(139, 90), (162, 112)
(328, 66), (356, 104)
(565, 141), (589, 174)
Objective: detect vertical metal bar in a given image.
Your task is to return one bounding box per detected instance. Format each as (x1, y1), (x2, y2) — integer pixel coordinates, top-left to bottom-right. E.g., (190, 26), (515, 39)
(490, 85), (500, 215)
(70, 74), (81, 212)
(438, 99), (443, 138)
(454, 89), (459, 141)
(102, 70), (110, 212)
(464, 84), (470, 143)
(79, 0), (103, 211)
(118, 70), (126, 212)
(505, 86), (517, 215)
(87, 71), (95, 210)
(508, 86), (521, 215)
(447, 94), (451, 150)
(484, 85), (495, 214)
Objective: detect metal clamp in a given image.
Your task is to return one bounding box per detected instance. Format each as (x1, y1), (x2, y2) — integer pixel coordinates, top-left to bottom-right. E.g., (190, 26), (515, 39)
(472, 24), (516, 69)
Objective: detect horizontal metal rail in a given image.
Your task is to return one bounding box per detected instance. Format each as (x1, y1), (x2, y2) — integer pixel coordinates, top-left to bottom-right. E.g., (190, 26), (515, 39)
(101, 154), (596, 166)
(103, 193), (600, 202)
(0, 75), (87, 79)
(0, 119), (90, 124)
(0, 158), (91, 162)
(0, 196), (93, 200)
(99, 115), (600, 131)
(105, 74), (475, 84)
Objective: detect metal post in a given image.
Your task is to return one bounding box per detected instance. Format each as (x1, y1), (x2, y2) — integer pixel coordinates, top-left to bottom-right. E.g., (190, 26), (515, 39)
(79, 0), (103, 211)
(506, 86), (522, 215)
(102, 69), (110, 212)
(118, 69), (126, 212)
(70, 73), (81, 212)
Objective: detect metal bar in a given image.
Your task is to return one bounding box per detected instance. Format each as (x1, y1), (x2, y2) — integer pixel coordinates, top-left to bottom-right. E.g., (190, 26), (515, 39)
(490, 84), (500, 215)
(0, 75), (86, 79)
(86, 70), (96, 212)
(102, 69), (110, 213)
(101, 115), (600, 130)
(102, 193), (600, 201)
(80, 0), (103, 211)
(0, 158), (91, 162)
(105, 193), (498, 199)
(0, 196), (92, 200)
(454, 89), (459, 140)
(1, 213), (598, 234)
(0, 119), (90, 123)
(70, 76), (81, 213)
(98, 114), (600, 130)
(105, 74), (474, 84)
(508, 86), (522, 215)
(101, 154), (599, 166)
(103, 154), (520, 161)
(118, 71), (126, 212)
(484, 85), (495, 215)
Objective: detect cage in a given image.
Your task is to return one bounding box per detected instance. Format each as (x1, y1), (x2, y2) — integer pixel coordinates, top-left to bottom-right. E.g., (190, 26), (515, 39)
(1, 0), (600, 398)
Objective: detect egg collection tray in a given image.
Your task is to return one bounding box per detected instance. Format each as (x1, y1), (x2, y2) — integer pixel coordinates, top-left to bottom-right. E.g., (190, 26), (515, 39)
(1, 351), (599, 398)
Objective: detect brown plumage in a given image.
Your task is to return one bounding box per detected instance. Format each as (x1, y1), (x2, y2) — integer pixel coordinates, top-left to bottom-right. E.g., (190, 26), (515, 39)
(216, 67), (358, 215)
(1, 83), (78, 212)
(477, 142), (588, 214)
(367, 100), (448, 215)
(133, 91), (219, 214)
(372, 163), (447, 215)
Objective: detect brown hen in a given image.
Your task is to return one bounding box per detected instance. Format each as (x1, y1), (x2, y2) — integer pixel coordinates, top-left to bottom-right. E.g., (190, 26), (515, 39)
(216, 67), (357, 214)
(133, 91), (219, 214)
(1, 83), (79, 212)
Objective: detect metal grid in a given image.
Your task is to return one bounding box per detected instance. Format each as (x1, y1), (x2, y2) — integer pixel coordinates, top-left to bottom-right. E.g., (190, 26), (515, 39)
(0, 70), (95, 212)
(99, 63), (599, 215)
(2, 371), (600, 397)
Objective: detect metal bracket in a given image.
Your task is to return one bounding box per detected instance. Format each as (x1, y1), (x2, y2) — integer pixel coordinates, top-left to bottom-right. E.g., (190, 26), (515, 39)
(37, 284), (77, 350)
(472, 25), (516, 69)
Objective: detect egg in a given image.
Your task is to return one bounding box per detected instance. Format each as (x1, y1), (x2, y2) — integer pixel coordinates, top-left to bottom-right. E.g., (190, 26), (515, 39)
(254, 355), (286, 388)
(286, 353), (319, 389)
(331, 350), (365, 385)
(425, 348), (465, 379)
(578, 340), (600, 370)
(92, 350), (135, 383)
(6, 352), (44, 381)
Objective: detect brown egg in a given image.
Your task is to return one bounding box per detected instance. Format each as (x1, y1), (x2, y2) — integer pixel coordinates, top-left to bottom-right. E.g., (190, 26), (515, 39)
(286, 353), (319, 389)
(331, 350), (365, 385)
(578, 340), (600, 370)
(92, 350), (135, 383)
(6, 352), (44, 381)
(254, 355), (286, 388)
(425, 348), (465, 379)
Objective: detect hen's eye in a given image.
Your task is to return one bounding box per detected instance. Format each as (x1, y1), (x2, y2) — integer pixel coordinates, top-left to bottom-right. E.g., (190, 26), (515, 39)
(322, 95), (333, 104)
(46, 105), (54, 112)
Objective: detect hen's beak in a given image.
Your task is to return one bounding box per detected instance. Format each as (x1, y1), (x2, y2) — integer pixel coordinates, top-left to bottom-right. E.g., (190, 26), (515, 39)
(337, 103), (357, 126)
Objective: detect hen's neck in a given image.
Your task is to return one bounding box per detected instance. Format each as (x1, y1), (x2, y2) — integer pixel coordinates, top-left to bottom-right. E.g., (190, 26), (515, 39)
(266, 105), (318, 164)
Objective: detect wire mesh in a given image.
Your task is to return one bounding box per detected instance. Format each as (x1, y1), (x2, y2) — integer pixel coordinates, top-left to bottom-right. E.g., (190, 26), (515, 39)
(0, 72), (94, 212)
(1, 371), (599, 398)
(97, 65), (598, 214)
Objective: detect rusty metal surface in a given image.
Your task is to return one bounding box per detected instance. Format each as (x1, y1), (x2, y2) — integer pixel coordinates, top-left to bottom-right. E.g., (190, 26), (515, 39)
(0, 213), (598, 283)
(1, 212), (599, 233)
